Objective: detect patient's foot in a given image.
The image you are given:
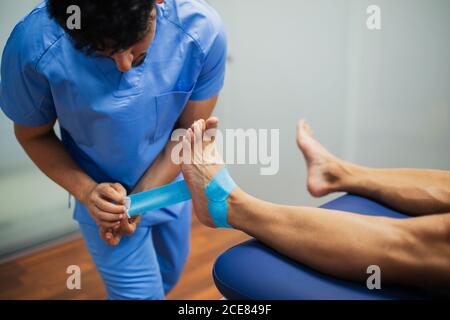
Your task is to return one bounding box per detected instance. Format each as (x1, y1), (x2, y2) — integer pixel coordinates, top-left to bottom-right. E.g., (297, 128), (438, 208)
(296, 119), (346, 197)
(181, 118), (225, 228)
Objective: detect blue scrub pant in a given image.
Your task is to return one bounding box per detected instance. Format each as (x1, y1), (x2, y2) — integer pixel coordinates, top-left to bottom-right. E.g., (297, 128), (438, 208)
(78, 203), (191, 300)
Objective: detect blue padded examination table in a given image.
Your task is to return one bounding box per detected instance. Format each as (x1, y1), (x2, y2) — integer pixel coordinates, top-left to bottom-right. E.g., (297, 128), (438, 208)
(212, 194), (433, 300)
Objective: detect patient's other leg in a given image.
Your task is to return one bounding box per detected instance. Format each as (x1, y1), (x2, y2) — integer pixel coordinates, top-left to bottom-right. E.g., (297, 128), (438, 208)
(296, 119), (450, 215)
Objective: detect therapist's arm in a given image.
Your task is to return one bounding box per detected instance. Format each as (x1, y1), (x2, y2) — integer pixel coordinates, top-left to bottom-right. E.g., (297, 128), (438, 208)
(131, 96), (218, 193)
(14, 121), (127, 228)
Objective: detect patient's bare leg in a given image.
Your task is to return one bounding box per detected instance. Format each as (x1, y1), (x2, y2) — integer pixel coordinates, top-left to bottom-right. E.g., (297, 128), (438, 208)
(180, 118), (450, 291)
(296, 119), (450, 215)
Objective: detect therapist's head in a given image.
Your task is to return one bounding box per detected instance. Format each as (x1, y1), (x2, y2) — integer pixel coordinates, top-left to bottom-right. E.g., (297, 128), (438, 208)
(48, 0), (164, 72)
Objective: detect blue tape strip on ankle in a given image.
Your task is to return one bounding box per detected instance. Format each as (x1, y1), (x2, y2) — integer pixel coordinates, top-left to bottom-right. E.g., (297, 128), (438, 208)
(126, 180), (192, 216)
(205, 167), (237, 228)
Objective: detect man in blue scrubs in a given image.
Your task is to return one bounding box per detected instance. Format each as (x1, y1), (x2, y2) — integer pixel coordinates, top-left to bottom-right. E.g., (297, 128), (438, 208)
(0, 0), (226, 299)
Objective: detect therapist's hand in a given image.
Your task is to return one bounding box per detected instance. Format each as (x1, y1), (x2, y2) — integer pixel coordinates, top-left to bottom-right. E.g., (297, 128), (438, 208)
(121, 214), (142, 235)
(82, 182), (128, 228)
(96, 180), (143, 246)
(100, 215), (142, 246)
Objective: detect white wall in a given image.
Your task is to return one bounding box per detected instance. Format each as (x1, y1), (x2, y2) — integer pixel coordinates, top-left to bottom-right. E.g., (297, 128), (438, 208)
(208, 0), (450, 207)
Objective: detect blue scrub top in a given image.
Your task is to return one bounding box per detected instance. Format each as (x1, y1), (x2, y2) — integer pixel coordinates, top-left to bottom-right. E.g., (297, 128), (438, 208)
(0, 0), (227, 226)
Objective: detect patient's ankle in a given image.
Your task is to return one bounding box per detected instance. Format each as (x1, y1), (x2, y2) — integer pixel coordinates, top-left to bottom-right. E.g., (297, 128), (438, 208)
(332, 161), (368, 193)
(227, 188), (257, 230)
(322, 161), (347, 193)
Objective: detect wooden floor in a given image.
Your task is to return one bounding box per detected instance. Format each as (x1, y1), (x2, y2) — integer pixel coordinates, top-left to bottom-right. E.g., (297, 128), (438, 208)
(0, 215), (250, 300)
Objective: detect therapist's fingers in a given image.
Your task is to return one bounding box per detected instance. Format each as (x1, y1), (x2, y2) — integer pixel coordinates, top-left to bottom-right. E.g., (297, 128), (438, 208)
(97, 219), (121, 229)
(121, 217), (137, 235)
(120, 220), (133, 235)
(93, 206), (123, 224)
(96, 217), (122, 229)
(110, 183), (127, 199)
(99, 226), (107, 241)
(93, 195), (127, 214)
(121, 214), (141, 235)
(99, 226), (122, 246)
(97, 183), (126, 204)
(108, 227), (122, 246)
(84, 183), (126, 228)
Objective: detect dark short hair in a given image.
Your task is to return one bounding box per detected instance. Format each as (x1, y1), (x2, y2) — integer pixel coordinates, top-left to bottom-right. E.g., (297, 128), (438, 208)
(48, 0), (155, 54)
